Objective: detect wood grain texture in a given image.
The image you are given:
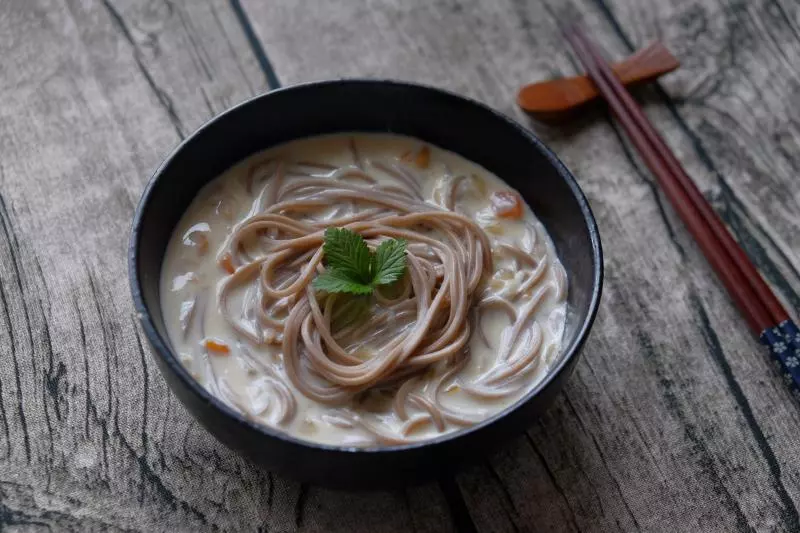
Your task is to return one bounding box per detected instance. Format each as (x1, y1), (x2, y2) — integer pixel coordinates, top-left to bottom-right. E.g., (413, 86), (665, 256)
(1, 0), (799, 531)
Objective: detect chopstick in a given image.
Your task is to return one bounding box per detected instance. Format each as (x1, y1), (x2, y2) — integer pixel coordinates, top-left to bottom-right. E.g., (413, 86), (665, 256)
(562, 24), (800, 397)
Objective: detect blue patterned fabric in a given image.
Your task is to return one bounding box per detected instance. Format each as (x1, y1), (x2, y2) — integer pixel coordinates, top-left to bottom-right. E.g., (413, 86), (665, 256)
(761, 319), (800, 400)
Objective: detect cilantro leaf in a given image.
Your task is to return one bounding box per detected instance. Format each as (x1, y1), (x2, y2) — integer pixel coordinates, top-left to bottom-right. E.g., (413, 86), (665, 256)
(312, 268), (374, 295)
(372, 238), (407, 286)
(322, 227), (372, 284)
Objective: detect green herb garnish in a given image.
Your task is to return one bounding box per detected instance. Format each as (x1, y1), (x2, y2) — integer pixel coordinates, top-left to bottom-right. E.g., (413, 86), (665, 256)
(313, 228), (407, 295)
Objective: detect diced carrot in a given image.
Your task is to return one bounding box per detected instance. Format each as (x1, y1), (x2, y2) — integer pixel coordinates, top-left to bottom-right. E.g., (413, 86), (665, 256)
(490, 191), (524, 219)
(196, 234), (209, 255)
(415, 146), (430, 169)
(203, 338), (230, 355)
(220, 254), (235, 274)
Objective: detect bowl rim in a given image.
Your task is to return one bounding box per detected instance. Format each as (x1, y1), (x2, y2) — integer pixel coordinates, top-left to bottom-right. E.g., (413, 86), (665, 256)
(128, 78), (603, 455)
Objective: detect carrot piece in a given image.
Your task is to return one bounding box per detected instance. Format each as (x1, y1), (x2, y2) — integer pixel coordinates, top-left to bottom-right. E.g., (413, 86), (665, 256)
(196, 234), (209, 255)
(203, 338), (230, 355)
(491, 191), (524, 219)
(415, 146), (430, 168)
(220, 254), (235, 274)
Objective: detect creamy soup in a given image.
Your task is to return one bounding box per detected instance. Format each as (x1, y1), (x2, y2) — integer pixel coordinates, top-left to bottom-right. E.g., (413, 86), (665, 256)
(160, 134), (567, 447)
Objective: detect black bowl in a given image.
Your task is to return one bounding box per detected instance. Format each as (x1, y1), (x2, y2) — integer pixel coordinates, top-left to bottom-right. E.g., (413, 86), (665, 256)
(128, 79), (603, 489)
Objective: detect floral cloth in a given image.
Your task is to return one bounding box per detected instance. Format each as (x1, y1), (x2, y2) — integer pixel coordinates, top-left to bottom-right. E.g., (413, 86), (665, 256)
(761, 320), (800, 400)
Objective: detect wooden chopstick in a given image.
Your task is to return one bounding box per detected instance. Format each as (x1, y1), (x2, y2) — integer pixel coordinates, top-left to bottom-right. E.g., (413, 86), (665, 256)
(563, 26), (773, 333)
(561, 24), (800, 397)
(566, 28), (789, 329)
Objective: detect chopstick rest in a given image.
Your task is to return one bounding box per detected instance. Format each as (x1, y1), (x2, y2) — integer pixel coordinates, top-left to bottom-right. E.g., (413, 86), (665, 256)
(517, 41), (679, 122)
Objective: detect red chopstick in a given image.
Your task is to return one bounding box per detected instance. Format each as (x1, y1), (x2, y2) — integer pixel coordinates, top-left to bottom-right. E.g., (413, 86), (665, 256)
(569, 28), (788, 328)
(560, 24), (800, 398)
(563, 25), (785, 333)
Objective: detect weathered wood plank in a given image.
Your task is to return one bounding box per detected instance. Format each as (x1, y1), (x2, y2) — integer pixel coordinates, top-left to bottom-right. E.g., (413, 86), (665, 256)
(561, 1), (800, 530)
(2, 0), (800, 530)
(0, 0), (280, 528)
(581, 0), (800, 308)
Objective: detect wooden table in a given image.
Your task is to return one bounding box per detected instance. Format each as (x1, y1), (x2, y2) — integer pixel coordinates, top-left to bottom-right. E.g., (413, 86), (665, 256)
(2, 0), (799, 531)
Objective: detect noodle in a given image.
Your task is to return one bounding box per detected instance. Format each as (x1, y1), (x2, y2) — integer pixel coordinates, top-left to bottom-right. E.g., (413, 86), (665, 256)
(161, 135), (567, 446)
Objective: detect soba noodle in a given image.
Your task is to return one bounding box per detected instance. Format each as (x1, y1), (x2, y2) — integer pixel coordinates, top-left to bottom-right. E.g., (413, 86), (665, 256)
(161, 134), (567, 446)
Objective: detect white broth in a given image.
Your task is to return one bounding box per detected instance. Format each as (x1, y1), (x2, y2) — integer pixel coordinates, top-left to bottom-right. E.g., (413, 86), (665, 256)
(161, 134), (567, 446)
